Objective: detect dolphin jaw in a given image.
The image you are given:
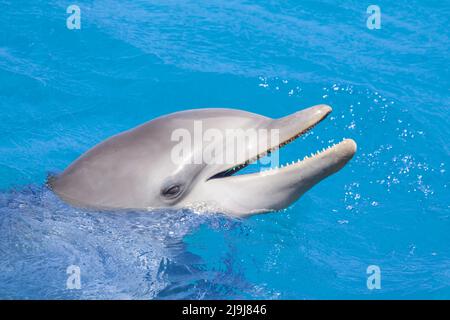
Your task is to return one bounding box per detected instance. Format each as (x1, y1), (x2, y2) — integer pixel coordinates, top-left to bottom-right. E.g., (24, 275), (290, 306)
(200, 104), (357, 216)
(198, 138), (356, 216)
(210, 138), (356, 180)
(257, 138), (355, 177)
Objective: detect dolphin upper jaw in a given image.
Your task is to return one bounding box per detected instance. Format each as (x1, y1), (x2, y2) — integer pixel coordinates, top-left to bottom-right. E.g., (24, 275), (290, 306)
(206, 105), (333, 180)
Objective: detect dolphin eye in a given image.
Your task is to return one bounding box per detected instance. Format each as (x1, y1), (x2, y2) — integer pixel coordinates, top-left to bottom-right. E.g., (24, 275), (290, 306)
(162, 184), (182, 199)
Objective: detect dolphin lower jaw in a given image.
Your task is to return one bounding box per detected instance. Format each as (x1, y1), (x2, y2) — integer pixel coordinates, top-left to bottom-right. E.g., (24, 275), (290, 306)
(197, 138), (356, 216)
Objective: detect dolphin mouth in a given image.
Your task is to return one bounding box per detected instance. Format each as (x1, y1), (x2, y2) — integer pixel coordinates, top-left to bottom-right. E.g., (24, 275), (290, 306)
(208, 105), (338, 180)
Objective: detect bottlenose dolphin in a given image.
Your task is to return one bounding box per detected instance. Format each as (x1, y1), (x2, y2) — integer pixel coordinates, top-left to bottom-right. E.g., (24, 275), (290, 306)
(49, 105), (356, 217)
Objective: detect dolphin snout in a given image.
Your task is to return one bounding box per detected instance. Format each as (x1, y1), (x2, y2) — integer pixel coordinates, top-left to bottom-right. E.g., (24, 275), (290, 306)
(269, 104), (332, 145)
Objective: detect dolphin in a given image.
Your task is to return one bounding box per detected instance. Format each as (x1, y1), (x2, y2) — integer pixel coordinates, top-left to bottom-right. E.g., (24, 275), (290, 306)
(49, 105), (356, 217)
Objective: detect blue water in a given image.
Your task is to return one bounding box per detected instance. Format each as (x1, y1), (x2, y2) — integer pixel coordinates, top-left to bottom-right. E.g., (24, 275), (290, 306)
(0, 0), (449, 299)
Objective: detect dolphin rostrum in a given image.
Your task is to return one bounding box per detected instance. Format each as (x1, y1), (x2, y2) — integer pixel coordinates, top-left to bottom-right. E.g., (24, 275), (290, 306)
(49, 105), (356, 217)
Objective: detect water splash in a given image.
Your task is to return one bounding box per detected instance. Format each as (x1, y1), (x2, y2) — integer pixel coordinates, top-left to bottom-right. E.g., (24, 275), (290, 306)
(0, 186), (257, 299)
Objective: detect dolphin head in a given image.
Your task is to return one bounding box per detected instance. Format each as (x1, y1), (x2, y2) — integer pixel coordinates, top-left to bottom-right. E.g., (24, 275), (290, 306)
(50, 105), (356, 217)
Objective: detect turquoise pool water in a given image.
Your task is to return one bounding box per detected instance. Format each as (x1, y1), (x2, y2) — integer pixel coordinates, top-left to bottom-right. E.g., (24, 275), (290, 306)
(0, 0), (449, 299)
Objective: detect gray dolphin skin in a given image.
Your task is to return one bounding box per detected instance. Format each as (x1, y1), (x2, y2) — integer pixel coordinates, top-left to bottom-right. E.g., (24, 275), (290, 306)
(49, 105), (356, 217)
